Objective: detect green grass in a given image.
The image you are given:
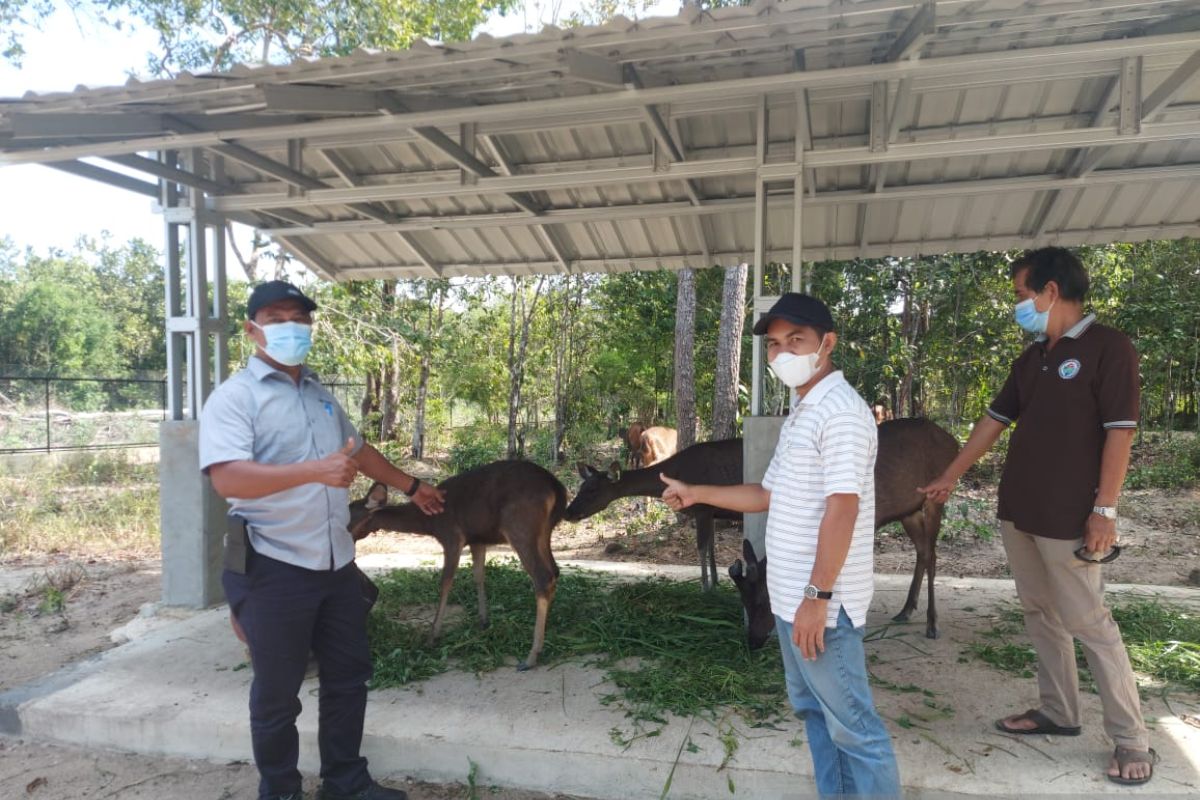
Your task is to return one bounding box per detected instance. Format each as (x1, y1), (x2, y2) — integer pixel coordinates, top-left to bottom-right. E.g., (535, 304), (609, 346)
(968, 600), (1200, 691)
(0, 452), (159, 557)
(1127, 432), (1200, 490)
(367, 562), (786, 729)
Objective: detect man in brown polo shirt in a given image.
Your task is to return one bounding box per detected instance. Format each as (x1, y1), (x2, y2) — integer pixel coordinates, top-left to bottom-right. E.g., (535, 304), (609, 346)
(921, 247), (1153, 786)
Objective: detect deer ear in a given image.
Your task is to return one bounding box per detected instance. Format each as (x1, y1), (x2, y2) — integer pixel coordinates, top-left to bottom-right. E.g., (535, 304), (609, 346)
(742, 538), (759, 563)
(366, 482), (388, 510)
(577, 462), (593, 479)
(606, 461), (621, 480)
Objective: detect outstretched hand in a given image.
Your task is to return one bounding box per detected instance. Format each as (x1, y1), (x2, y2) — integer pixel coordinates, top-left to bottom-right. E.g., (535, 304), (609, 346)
(412, 481), (446, 515)
(660, 473), (697, 511)
(918, 472), (956, 505)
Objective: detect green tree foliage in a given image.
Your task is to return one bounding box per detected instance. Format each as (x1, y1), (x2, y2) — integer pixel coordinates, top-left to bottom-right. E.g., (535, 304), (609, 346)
(4, 0), (519, 74)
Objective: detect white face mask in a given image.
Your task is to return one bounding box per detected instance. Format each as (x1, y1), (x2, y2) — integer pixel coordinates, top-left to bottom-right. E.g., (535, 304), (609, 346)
(769, 336), (826, 389)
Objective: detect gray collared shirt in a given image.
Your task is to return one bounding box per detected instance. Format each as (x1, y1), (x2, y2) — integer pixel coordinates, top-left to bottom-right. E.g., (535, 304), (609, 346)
(199, 356), (363, 571)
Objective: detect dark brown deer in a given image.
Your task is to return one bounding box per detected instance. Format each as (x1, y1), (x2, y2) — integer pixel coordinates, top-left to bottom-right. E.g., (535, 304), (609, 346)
(348, 460), (567, 670)
(729, 417), (959, 646)
(566, 438), (743, 591)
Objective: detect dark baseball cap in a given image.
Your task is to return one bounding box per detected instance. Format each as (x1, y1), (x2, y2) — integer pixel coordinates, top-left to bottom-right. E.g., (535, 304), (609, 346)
(753, 293), (836, 335)
(247, 280), (318, 320)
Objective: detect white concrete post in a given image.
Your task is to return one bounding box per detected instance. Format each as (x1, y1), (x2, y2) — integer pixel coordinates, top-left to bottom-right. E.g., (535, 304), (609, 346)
(158, 149), (230, 608)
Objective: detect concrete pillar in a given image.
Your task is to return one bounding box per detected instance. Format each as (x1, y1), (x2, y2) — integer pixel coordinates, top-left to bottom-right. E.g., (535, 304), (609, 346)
(156, 149), (229, 609)
(159, 420), (226, 607)
(741, 415), (785, 559)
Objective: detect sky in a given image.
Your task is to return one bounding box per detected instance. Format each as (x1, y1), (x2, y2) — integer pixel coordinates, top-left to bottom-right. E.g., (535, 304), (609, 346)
(0, 1), (680, 279)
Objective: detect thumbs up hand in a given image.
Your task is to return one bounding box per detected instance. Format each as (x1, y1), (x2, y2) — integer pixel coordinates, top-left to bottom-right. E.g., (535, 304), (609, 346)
(660, 473), (697, 511)
(314, 437), (360, 488)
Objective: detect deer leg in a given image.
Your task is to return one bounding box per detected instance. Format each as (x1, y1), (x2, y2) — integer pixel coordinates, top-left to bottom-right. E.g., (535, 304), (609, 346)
(893, 513), (927, 624)
(470, 542), (489, 630)
(514, 527), (559, 671)
(696, 512), (716, 592)
(429, 544), (463, 643)
(923, 502), (944, 640)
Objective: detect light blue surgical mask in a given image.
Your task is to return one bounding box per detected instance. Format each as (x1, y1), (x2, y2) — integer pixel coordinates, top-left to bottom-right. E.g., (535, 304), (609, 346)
(252, 320), (313, 366)
(1014, 296), (1055, 334)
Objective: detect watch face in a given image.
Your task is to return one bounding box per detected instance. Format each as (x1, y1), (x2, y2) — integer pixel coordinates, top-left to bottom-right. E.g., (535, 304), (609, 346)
(804, 585), (816, 599)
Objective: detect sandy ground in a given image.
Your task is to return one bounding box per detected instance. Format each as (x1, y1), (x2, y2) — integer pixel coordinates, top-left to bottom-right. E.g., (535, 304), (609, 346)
(0, 738), (580, 800)
(2, 479), (1197, 798)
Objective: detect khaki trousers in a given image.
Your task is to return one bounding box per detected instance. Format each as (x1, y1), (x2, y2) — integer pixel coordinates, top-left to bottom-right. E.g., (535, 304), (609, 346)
(1000, 520), (1149, 749)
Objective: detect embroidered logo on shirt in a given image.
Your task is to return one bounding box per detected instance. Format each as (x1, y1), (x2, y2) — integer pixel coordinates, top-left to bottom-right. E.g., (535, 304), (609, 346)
(323, 401), (334, 416)
(1058, 359), (1082, 380)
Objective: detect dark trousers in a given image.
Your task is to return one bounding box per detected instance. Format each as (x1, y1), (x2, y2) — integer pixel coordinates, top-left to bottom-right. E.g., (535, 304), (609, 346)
(223, 550), (375, 799)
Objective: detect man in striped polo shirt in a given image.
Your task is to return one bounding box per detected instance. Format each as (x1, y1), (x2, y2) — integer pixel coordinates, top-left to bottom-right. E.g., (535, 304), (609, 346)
(662, 293), (900, 799)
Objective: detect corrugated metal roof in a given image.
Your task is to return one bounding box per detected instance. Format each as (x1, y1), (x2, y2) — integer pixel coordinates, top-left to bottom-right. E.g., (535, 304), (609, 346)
(2, 0), (1199, 279)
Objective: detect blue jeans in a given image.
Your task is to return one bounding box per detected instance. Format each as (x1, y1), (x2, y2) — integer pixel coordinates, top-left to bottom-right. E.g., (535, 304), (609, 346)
(775, 608), (901, 799)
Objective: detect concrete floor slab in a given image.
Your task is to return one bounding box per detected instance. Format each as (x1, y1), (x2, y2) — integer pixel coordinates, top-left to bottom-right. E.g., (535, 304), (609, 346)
(3, 564), (1198, 799)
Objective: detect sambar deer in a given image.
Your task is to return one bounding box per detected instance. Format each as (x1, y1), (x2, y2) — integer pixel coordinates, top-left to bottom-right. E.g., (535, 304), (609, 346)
(567, 438), (742, 591)
(729, 418), (959, 646)
(349, 460), (567, 670)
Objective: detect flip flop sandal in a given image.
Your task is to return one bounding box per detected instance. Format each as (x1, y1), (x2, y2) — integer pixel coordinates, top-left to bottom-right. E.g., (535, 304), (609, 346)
(1108, 746), (1158, 786)
(995, 708), (1082, 736)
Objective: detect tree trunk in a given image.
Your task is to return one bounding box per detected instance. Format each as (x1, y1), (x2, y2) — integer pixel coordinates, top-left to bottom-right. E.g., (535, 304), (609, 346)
(552, 276), (582, 464)
(412, 283), (446, 459)
(674, 267), (698, 449)
(506, 275), (547, 458)
(712, 263), (747, 440)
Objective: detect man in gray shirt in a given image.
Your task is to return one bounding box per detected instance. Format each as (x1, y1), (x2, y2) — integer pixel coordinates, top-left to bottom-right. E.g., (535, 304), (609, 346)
(200, 280), (444, 800)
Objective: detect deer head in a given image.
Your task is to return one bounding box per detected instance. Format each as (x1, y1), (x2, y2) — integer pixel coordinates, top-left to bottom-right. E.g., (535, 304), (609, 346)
(728, 538), (773, 651)
(564, 461), (623, 522)
(347, 481), (390, 541)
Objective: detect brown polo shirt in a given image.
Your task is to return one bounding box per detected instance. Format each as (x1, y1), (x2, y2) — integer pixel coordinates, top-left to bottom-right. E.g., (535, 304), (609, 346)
(987, 314), (1139, 540)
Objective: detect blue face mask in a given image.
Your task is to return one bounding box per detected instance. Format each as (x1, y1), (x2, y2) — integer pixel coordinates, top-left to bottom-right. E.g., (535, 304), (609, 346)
(1014, 296), (1055, 334)
(252, 320), (313, 366)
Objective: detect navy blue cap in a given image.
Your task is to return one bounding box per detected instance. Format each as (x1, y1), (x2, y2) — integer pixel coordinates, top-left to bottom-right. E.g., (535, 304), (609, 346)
(247, 280), (318, 319)
(752, 293), (835, 335)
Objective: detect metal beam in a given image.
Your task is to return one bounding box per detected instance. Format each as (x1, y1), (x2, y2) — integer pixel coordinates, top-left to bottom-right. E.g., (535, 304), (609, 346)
(562, 49), (625, 88)
(482, 133), (571, 272)
(1143, 48), (1200, 119)
(260, 84), (385, 114)
(44, 160), (159, 196)
(207, 119), (1200, 214)
(412, 125), (542, 215)
(326, 221), (1200, 278)
(6, 28), (1200, 166)
(12, 113), (166, 139)
(317, 148), (361, 187)
(250, 163), (1200, 237)
(1039, 48), (1198, 235)
(104, 153), (233, 196)
(1118, 55), (1143, 136)
(884, 1), (936, 63)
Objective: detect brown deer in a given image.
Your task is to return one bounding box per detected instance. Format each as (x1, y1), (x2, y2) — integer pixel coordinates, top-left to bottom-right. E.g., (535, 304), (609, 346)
(729, 418), (959, 646)
(567, 438), (743, 591)
(638, 425), (678, 467)
(348, 460), (567, 670)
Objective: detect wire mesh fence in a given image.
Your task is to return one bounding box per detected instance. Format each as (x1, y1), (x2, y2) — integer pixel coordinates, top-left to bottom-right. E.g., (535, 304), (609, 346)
(0, 375), (366, 454)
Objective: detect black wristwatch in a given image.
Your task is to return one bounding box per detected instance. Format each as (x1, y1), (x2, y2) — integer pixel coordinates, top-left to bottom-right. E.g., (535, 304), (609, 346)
(803, 584), (833, 600)
(403, 476), (421, 497)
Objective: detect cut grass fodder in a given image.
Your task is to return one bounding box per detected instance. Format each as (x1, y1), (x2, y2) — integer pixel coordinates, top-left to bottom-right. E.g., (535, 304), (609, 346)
(968, 599), (1200, 692)
(368, 562), (786, 734)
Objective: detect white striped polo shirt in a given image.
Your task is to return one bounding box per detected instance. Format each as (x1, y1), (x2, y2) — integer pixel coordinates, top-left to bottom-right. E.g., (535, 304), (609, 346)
(761, 370), (878, 627)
